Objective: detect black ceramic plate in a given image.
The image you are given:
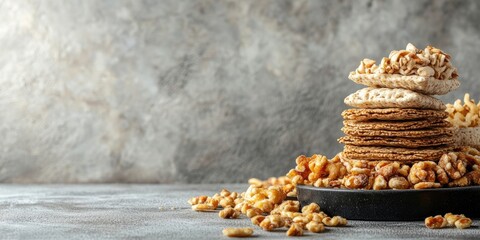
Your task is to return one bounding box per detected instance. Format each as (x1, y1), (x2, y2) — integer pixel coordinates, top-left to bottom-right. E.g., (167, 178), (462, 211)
(297, 185), (480, 221)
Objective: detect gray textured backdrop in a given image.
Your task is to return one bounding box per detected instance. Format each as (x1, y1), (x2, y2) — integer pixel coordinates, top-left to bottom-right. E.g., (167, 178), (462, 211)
(0, 0), (479, 183)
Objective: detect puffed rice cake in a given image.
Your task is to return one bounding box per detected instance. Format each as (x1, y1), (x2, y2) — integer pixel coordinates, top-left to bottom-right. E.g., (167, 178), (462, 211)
(344, 87), (446, 110)
(348, 73), (460, 95)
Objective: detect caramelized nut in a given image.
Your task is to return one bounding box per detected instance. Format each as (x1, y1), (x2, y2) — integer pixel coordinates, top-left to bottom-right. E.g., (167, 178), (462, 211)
(388, 176), (410, 189)
(455, 217), (472, 229)
(286, 223), (303, 236)
(425, 215), (447, 229)
(222, 227), (253, 237)
(188, 195), (208, 205)
(251, 215), (265, 226)
(301, 203), (320, 214)
(192, 204), (215, 212)
(444, 213), (465, 227)
(246, 207), (263, 218)
(306, 221), (325, 233)
(219, 207), (240, 219)
(322, 216), (347, 227)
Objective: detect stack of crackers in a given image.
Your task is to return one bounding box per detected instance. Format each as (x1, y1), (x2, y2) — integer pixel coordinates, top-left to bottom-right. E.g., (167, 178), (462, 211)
(288, 44), (480, 190)
(339, 43), (460, 162)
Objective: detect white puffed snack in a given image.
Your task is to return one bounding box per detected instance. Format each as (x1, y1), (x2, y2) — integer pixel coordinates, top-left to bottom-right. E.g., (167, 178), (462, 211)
(344, 87), (446, 110)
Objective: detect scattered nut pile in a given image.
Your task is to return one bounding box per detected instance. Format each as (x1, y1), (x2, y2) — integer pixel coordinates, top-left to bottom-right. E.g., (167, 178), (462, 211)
(425, 213), (472, 229)
(188, 150), (477, 237)
(189, 173), (476, 237)
(286, 146), (480, 190)
(189, 177), (347, 237)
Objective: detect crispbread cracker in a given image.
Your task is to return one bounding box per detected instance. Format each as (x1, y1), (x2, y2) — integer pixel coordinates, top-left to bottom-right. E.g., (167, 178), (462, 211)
(338, 153), (380, 167)
(343, 119), (451, 131)
(453, 127), (480, 147)
(338, 153), (390, 167)
(343, 145), (452, 161)
(339, 135), (454, 148)
(342, 108), (448, 121)
(344, 87), (446, 110)
(348, 73), (460, 95)
(342, 127), (455, 138)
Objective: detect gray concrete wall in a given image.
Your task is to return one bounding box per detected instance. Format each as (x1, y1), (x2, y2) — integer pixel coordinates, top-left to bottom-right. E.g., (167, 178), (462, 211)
(0, 0), (479, 183)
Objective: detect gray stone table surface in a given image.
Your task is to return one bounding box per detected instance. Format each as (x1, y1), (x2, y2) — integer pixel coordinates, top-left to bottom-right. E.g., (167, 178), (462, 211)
(0, 184), (478, 239)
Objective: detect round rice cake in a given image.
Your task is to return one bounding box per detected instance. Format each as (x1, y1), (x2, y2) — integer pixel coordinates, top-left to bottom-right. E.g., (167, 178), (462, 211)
(348, 73), (460, 96)
(342, 108), (448, 121)
(344, 87), (446, 110)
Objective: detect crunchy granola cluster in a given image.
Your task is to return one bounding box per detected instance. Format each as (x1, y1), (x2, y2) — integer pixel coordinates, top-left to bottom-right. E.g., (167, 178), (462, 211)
(446, 93), (480, 127)
(354, 43), (458, 80)
(285, 148), (480, 190)
(425, 213), (472, 229)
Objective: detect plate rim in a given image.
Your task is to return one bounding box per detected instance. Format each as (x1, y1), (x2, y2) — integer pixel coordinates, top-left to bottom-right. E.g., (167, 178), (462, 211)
(297, 184), (480, 193)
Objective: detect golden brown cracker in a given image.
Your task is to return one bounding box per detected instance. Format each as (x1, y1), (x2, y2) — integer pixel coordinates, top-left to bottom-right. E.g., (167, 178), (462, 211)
(342, 127), (455, 138)
(339, 135), (454, 148)
(343, 145), (452, 161)
(343, 119), (451, 131)
(342, 108), (448, 121)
